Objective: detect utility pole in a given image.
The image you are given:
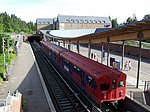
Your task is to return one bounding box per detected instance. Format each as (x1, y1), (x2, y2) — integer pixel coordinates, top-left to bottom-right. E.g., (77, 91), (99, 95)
(2, 38), (6, 66)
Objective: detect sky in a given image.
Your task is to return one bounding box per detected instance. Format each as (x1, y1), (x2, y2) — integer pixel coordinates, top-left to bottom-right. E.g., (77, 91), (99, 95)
(0, 0), (150, 23)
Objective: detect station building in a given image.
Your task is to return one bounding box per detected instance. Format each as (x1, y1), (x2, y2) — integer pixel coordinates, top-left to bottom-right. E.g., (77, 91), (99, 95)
(36, 14), (112, 33)
(54, 15), (112, 30)
(36, 18), (53, 33)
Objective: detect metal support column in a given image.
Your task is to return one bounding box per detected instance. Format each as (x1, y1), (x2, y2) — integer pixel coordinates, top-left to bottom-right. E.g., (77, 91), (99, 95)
(63, 41), (65, 48)
(107, 37), (110, 66)
(121, 40), (125, 70)
(101, 42), (104, 64)
(136, 32), (143, 88)
(77, 41), (80, 53)
(88, 40), (91, 58)
(68, 41), (71, 50)
(58, 41), (60, 46)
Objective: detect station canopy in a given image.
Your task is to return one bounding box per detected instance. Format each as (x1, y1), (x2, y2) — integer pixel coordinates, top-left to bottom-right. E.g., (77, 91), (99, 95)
(40, 19), (150, 43)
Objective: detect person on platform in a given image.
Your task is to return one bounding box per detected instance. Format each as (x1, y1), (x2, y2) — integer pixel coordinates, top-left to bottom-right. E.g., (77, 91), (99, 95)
(124, 61), (128, 71)
(128, 61), (132, 71)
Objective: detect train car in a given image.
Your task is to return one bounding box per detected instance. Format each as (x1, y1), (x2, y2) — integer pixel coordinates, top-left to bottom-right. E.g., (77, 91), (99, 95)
(40, 41), (126, 103)
(40, 41), (67, 64)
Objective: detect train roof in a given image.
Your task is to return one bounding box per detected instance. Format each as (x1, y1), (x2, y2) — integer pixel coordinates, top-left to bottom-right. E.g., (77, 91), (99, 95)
(61, 52), (123, 79)
(41, 41), (67, 53)
(42, 41), (126, 79)
(60, 51), (125, 79)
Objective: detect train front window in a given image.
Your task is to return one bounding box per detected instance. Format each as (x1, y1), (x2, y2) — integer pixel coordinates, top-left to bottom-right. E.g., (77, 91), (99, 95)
(112, 80), (116, 89)
(118, 81), (125, 88)
(100, 83), (110, 91)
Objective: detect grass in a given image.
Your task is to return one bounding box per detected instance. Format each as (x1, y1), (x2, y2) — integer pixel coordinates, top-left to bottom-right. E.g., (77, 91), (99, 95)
(0, 51), (16, 81)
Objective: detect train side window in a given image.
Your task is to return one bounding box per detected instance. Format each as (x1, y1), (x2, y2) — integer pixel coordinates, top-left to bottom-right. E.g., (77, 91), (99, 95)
(86, 76), (93, 87)
(64, 59), (70, 67)
(53, 52), (57, 60)
(49, 50), (52, 56)
(100, 83), (110, 90)
(60, 57), (63, 61)
(73, 66), (81, 77)
(118, 81), (125, 88)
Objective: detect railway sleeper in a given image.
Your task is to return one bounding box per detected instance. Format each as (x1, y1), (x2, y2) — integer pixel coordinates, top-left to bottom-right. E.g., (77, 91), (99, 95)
(57, 98), (69, 101)
(60, 103), (73, 107)
(61, 106), (74, 110)
(59, 100), (71, 104)
(53, 90), (64, 93)
(55, 95), (67, 99)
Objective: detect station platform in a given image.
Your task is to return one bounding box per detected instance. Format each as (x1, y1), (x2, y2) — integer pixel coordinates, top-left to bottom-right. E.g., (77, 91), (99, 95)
(0, 42), (51, 112)
(1, 41), (149, 111)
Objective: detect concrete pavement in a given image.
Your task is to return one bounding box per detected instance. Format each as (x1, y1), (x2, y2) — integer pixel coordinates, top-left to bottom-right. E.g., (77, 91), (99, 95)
(0, 42), (50, 112)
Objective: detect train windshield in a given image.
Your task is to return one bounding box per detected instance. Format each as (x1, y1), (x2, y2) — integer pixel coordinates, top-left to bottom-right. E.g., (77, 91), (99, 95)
(100, 83), (110, 91)
(118, 81), (125, 88)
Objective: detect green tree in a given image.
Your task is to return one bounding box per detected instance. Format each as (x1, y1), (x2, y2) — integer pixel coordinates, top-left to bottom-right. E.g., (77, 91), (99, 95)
(126, 14), (138, 24)
(111, 18), (119, 28)
(0, 17), (3, 33)
(0, 12), (36, 34)
(143, 14), (150, 20)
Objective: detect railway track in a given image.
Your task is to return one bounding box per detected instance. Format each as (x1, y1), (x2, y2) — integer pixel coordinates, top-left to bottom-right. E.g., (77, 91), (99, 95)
(31, 42), (88, 112)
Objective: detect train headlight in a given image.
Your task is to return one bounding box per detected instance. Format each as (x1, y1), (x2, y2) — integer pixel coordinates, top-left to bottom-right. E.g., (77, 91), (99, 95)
(119, 90), (123, 97)
(103, 93), (107, 99)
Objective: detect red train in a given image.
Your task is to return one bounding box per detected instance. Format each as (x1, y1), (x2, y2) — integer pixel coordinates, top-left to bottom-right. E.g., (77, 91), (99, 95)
(40, 41), (126, 103)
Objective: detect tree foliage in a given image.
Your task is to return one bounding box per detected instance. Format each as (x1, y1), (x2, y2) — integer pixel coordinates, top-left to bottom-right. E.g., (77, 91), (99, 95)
(109, 16), (119, 28)
(0, 12), (35, 34)
(0, 34), (14, 53)
(143, 14), (150, 20)
(111, 18), (119, 28)
(126, 14), (137, 24)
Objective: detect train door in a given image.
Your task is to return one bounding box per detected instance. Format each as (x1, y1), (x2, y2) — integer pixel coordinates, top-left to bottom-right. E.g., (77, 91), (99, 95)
(85, 75), (95, 94)
(81, 72), (86, 88)
(111, 80), (117, 98)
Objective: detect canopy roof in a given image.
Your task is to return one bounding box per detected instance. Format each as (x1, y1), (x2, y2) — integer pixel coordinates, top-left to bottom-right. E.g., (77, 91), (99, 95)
(40, 19), (150, 43)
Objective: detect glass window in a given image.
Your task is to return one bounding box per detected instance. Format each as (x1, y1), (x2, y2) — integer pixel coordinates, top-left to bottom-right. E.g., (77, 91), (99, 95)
(49, 52), (52, 56)
(112, 80), (116, 89)
(100, 83), (110, 90)
(64, 59), (69, 66)
(66, 19), (70, 22)
(94, 20), (97, 23)
(98, 20), (101, 23)
(73, 66), (81, 77)
(86, 76), (93, 87)
(118, 81), (125, 88)
(102, 20), (105, 23)
(80, 20), (83, 23)
(71, 19), (74, 22)
(53, 52), (57, 60)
